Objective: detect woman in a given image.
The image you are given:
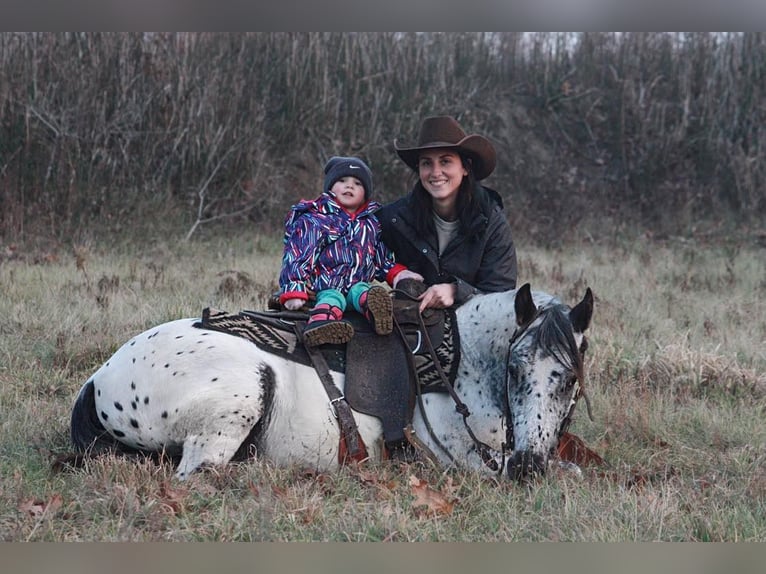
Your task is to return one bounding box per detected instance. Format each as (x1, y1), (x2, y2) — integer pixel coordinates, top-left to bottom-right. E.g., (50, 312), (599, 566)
(379, 115), (518, 311)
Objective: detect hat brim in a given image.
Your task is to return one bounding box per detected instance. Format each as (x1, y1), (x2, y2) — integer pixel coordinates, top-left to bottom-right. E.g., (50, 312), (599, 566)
(394, 134), (496, 180)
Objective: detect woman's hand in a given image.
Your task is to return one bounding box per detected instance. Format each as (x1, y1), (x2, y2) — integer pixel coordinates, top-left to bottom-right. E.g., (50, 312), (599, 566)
(283, 298), (305, 311)
(418, 283), (456, 312)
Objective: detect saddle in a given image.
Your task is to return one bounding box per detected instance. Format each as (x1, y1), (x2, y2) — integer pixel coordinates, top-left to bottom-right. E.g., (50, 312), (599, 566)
(343, 295), (457, 449)
(194, 285), (459, 458)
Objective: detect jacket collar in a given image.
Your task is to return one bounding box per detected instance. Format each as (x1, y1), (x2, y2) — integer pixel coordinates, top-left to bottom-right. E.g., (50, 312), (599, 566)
(295, 191), (381, 218)
(399, 187), (489, 236)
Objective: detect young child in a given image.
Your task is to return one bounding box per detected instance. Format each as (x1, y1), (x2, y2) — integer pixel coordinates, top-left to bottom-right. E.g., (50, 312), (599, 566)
(279, 156), (422, 347)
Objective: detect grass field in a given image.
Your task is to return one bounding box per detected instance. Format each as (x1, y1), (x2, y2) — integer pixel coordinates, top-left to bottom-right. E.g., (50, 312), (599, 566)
(1, 229), (764, 541)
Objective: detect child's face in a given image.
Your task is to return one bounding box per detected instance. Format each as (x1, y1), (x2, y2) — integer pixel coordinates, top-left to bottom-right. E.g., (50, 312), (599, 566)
(330, 176), (366, 211)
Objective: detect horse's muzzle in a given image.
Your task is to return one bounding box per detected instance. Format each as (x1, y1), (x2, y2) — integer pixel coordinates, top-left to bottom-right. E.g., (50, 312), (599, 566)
(506, 451), (546, 481)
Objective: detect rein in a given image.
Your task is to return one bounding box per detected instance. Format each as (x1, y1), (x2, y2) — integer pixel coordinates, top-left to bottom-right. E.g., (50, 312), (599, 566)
(392, 289), (502, 474)
(409, 298), (591, 475)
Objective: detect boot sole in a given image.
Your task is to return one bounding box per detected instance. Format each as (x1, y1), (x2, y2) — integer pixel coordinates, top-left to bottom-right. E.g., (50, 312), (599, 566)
(303, 321), (354, 347)
(366, 286), (393, 335)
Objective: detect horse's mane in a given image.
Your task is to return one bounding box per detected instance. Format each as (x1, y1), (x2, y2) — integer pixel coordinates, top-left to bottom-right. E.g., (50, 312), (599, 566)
(532, 304), (584, 384)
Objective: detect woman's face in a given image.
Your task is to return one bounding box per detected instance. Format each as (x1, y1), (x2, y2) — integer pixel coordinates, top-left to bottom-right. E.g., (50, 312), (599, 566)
(417, 150), (467, 206)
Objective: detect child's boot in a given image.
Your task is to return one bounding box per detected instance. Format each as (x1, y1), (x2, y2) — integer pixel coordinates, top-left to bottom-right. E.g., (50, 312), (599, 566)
(303, 303), (354, 347)
(359, 286), (393, 335)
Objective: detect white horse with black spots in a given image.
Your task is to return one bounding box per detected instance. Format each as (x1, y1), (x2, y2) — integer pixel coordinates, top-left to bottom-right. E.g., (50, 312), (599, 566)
(70, 283), (593, 481)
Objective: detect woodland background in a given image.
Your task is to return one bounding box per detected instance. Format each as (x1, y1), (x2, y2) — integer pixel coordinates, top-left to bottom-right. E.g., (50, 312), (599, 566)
(1, 31), (765, 247)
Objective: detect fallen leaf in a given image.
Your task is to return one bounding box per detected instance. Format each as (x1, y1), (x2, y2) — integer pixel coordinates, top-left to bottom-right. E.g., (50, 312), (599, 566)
(18, 500), (46, 518)
(355, 468), (380, 485)
(18, 494), (63, 518)
(557, 432), (606, 467)
(409, 475), (454, 516)
(158, 483), (188, 515)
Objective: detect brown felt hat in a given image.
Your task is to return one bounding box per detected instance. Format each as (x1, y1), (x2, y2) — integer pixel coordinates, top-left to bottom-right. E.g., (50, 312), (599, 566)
(394, 116), (496, 180)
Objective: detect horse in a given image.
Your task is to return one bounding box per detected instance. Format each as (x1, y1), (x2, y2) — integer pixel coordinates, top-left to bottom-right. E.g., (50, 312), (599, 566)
(70, 283), (594, 481)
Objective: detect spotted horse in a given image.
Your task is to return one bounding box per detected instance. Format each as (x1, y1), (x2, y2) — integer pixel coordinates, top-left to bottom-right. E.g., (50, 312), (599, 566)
(70, 283), (594, 481)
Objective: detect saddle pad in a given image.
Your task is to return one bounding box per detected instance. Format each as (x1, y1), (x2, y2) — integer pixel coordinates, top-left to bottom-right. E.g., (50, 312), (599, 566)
(193, 308), (347, 372)
(408, 309), (460, 391)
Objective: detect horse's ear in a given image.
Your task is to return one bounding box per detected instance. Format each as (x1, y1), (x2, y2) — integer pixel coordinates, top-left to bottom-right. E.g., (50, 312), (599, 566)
(570, 287), (594, 333)
(514, 283), (536, 326)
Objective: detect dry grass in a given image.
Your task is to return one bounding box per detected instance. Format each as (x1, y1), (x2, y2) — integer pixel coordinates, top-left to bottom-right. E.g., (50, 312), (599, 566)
(1, 230), (765, 541)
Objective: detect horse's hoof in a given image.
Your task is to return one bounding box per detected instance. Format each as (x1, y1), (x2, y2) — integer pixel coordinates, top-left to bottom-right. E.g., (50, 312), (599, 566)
(303, 319), (354, 346)
(364, 286), (393, 336)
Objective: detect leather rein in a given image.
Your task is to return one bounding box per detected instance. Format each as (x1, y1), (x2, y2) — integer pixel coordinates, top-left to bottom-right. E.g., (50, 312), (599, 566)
(392, 290), (545, 475)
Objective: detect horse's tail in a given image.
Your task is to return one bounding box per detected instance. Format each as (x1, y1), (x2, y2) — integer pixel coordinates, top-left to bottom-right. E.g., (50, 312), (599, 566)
(54, 380), (147, 474)
(70, 379), (120, 454)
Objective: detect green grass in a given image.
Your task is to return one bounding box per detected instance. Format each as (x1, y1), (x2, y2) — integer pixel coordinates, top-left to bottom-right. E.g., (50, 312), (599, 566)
(1, 230), (764, 541)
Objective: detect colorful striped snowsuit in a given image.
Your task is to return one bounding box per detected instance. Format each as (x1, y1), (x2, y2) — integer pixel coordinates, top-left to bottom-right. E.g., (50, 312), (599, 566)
(279, 191), (404, 304)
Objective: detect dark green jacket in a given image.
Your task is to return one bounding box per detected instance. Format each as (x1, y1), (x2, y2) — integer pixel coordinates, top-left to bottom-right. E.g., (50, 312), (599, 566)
(377, 186), (517, 306)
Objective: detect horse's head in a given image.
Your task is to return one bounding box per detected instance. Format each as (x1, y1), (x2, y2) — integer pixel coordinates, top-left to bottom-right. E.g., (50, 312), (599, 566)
(504, 283), (593, 481)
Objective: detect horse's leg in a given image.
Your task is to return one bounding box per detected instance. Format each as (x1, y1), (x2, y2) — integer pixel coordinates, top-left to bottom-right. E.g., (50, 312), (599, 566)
(175, 432), (252, 480)
(82, 319), (277, 480)
(173, 363), (276, 480)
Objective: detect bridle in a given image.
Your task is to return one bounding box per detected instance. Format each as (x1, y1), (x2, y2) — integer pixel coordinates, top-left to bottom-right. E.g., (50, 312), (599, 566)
(397, 292), (548, 475)
(400, 296), (591, 477)
(503, 305), (593, 459)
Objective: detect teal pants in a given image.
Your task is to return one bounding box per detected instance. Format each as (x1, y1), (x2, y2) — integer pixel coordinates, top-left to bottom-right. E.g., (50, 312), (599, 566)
(315, 282), (370, 314)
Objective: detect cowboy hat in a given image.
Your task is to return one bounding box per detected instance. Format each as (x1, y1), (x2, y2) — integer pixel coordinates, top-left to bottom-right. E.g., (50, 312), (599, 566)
(394, 116), (496, 180)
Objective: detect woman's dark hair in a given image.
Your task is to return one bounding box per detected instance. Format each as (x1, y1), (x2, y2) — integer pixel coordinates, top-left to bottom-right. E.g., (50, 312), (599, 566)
(410, 153), (492, 237)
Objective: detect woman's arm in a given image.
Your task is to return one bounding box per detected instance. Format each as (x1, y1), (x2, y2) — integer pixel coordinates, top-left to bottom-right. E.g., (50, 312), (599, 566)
(454, 207), (517, 304)
(426, 208), (517, 309)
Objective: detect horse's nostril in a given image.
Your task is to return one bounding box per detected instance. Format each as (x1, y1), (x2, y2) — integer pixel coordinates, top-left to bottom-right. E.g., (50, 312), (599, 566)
(507, 451), (546, 481)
